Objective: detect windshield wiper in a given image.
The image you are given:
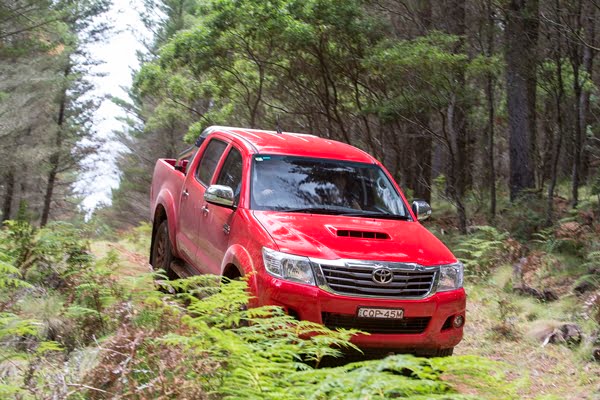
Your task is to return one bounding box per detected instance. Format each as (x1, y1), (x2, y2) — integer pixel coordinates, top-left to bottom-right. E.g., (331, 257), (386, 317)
(276, 207), (348, 215)
(337, 210), (411, 220)
(275, 207), (411, 220)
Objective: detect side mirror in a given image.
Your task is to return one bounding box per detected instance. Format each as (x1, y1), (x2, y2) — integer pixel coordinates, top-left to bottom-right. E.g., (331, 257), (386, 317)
(411, 200), (432, 221)
(204, 185), (235, 209)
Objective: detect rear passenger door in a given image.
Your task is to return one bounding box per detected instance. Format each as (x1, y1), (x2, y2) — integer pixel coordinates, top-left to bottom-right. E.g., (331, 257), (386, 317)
(177, 137), (228, 270)
(197, 144), (244, 275)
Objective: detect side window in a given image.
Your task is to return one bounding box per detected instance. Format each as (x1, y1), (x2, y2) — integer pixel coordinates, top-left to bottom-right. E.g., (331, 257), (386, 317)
(196, 139), (228, 185)
(216, 147), (243, 202)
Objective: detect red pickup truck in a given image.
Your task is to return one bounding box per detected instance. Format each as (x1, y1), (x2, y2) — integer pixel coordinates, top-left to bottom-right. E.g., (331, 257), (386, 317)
(150, 126), (465, 356)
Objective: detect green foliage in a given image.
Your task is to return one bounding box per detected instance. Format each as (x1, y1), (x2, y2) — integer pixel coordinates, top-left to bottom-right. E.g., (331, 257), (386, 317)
(0, 0), (111, 225)
(0, 220), (518, 398)
(123, 222), (153, 253)
(1, 220), (92, 283)
(454, 226), (510, 278)
(496, 196), (546, 241)
(488, 297), (521, 342)
(533, 227), (580, 257)
(0, 220), (128, 396)
(532, 227), (565, 254)
(0, 249), (30, 290)
(365, 31), (472, 119)
(133, 0), (387, 138)
(0, 312), (41, 339)
(583, 251), (600, 270)
(83, 275), (515, 399)
(574, 251), (600, 292)
(35, 341), (64, 354)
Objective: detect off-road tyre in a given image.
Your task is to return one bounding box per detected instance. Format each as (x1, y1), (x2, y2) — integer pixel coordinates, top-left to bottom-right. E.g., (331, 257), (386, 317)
(429, 347), (454, 357)
(151, 220), (177, 280)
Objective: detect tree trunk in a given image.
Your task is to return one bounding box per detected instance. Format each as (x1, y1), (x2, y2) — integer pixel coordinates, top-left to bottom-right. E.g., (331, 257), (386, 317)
(505, 0), (539, 201)
(486, 0), (496, 221)
(442, 0), (469, 233)
(546, 4), (565, 226)
(577, 1), (596, 189)
(413, 0), (432, 203)
(41, 65), (70, 227)
(1, 167), (15, 223)
(571, 60), (582, 208)
(414, 131), (432, 203)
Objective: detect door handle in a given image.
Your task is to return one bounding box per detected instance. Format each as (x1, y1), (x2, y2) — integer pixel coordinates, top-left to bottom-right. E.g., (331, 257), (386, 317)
(182, 189), (189, 198)
(201, 205), (209, 215)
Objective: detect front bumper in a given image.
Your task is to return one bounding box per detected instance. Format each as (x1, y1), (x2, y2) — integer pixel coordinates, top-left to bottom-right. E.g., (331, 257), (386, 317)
(255, 273), (466, 351)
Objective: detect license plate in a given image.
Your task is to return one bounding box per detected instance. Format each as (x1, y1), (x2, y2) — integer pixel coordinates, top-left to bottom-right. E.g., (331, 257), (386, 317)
(357, 307), (404, 319)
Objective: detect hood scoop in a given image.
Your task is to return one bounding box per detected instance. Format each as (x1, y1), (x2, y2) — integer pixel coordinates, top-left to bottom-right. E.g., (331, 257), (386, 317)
(336, 229), (390, 240)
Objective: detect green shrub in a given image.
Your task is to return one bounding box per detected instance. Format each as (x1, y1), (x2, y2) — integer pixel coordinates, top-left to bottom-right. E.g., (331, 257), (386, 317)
(496, 196), (545, 241)
(82, 275), (517, 399)
(454, 226), (511, 279)
(0, 220), (129, 399)
(0, 248), (30, 292)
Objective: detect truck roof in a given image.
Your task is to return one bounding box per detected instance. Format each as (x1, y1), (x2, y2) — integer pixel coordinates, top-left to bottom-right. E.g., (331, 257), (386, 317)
(206, 126), (376, 164)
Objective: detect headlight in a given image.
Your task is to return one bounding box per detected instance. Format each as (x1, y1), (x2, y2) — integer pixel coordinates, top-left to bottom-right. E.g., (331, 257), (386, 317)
(437, 262), (464, 292)
(262, 247), (316, 285)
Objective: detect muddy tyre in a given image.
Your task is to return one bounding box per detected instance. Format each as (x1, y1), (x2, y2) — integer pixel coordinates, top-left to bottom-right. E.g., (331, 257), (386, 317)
(151, 220), (177, 280)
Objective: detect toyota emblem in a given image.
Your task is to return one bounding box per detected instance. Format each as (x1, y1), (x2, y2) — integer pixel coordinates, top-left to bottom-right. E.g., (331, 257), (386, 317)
(372, 267), (393, 285)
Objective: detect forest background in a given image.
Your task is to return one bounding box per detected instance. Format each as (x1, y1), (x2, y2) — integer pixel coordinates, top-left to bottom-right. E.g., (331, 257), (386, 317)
(1, 0), (600, 398)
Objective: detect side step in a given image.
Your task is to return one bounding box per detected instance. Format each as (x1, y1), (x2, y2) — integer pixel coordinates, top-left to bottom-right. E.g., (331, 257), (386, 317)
(170, 260), (198, 278)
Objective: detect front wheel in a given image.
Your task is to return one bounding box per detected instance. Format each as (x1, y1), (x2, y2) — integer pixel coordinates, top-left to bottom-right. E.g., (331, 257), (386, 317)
(430, 348), (454, 357)
(415, 347), (454, 358)
(151, 220), (177, 280)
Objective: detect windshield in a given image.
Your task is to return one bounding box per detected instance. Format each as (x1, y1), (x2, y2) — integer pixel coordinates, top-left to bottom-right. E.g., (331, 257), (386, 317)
(251, 155), (410, 219)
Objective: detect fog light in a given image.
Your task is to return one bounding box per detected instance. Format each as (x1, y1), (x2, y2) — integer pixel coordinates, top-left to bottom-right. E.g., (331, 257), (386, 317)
(453, 315), (465, 328)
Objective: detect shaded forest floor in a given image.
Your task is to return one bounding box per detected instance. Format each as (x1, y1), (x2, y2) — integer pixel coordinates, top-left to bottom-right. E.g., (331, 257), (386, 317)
(90, 222), (600, 399)
(457, 277), (600, 399)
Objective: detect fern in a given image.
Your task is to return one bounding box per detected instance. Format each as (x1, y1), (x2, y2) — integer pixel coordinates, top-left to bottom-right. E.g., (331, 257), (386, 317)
(0, 255), (30, 290)
(583, 251), (600, 269)
(0, 383), (29, 399)
(0, 313), (41, 339)
(0, 221), (517, 399)
(532, 227), (561, 253)
(35, 341), (63, 354)
(455, 226), (509, 278)
(118, 275), (517, 399)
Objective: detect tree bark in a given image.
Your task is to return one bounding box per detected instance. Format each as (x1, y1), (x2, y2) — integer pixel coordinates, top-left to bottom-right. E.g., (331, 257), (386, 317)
(442, 0), (469, 233)
(505, 0), (539, 201)
(571, 56), (582, 208)
(486, 0), (497, 221)
(413, 129), (432, 203)
(1, 167), (15, 223)
(413, 0), (432, 203)
(41, 64), (70, 227)
(577, 1), (596, 194)
(546, 1), (565, 225)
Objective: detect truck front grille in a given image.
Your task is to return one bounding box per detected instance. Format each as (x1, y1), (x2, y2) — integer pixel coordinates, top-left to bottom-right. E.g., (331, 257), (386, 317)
(322, 313), (430, 334)
(316, 262), (437, 298)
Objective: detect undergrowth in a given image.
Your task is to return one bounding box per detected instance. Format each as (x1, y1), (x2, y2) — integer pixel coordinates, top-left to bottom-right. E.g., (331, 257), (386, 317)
(83, 275), (516, 399)
(0, 220), (516, 399)
(454, 226), (517, 279)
